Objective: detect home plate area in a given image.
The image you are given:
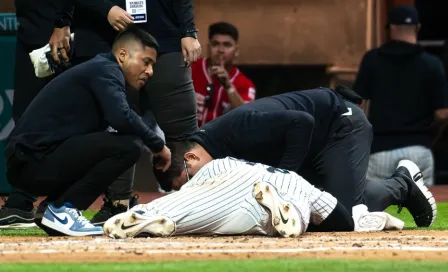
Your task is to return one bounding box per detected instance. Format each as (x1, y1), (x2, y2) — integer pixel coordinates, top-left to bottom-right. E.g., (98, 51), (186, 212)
(0, 230), (448, 263)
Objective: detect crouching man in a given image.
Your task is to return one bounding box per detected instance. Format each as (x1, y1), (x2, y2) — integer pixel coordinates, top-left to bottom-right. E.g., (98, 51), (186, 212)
(4, 25), (171, 236)
(104, 157), (404, 239)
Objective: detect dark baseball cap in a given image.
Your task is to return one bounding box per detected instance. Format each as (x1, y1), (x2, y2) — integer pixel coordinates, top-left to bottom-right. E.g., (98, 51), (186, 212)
(388, 4), (419, 25)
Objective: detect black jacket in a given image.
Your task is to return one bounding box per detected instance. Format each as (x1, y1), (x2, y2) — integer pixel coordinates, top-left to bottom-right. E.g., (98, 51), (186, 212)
(190, 88), (348, 173)
(72, 0), (196, 58)
(6, 52), (164, 157)
(354, 40), (448, 153)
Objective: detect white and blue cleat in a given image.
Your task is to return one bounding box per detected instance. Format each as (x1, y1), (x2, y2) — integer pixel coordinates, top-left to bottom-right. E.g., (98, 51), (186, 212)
(41, 202), (103, 236)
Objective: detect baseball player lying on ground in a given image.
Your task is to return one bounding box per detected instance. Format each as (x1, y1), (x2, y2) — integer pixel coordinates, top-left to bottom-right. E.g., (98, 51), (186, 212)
(103, 157), (404, 239)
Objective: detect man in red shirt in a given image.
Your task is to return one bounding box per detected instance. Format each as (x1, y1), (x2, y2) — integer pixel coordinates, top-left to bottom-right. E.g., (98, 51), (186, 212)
(192, 22), (256, 127)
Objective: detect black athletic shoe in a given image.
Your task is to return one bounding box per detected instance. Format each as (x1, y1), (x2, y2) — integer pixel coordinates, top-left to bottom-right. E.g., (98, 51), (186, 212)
(91, 195), (139, 227)
(0, 200), (35, 229)
(393, 160), (437, 227)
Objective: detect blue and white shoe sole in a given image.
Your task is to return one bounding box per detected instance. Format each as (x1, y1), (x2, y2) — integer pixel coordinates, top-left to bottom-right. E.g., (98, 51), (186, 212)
(253, 182), (303, 238)
(103, 211), (175, 239)
(41, 217), (103, 237)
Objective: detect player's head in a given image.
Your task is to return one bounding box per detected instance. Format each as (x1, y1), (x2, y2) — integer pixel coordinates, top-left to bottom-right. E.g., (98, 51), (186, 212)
(153, 140), (213, 191)
(112, 25), (159, 90)
(208, 22), (239, 67)
(388, 5), (420, 39)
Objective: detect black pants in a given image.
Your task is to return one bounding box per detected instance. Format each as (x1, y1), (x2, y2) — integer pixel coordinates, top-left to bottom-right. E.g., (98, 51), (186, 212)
(6, 132), (142, 210)
(300, 102), (409, 214)
(5, 40), (54, 211)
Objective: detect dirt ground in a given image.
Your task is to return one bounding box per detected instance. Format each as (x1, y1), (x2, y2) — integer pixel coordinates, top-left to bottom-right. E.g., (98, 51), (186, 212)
(0, 230), (448, 263)
(2, 186), (448, 263)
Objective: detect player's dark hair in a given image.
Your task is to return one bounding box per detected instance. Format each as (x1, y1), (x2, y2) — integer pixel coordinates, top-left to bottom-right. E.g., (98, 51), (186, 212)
(112, 24), (159, 51)
(153, 140), (198, 190)
(208, 22), (239, 41)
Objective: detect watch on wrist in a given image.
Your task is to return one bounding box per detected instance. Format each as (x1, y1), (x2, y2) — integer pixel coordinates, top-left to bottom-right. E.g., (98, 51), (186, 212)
(181, 29), (198, 39)
(226, 86), (236, 95)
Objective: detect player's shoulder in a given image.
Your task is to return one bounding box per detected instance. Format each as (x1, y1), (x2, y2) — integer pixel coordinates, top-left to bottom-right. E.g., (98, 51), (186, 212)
(234, 69), (255, 88)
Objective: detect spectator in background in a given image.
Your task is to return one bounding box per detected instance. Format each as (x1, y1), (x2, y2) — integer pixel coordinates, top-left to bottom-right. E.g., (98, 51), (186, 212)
(192, 22), (256, 127)
(354, 4), (448, 187)
(70, 0), (201, 226)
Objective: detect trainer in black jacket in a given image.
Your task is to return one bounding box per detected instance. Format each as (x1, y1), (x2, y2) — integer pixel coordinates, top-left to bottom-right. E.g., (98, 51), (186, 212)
(155, 87), (436, 228)
(68, 0), (200, 224)
(5, 27), (170, 224)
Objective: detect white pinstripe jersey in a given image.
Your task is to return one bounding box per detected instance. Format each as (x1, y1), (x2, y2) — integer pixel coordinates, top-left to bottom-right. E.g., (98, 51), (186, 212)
(132, 157), (337, 236)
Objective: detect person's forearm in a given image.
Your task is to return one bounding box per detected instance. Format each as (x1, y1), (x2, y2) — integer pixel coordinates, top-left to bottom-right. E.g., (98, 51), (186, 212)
(74, 0), (115, 18)
(226, 86), (245, 109)
(54, 0), (74, 28)
(175, 0), (196, 34)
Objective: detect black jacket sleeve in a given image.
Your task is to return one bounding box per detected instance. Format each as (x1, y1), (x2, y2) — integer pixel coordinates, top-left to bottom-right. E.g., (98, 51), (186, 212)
(90, 64), (165, 153)
(174, 0), (196, 34)
(238, 110), (315, 172)
(55, 0), (115, 26)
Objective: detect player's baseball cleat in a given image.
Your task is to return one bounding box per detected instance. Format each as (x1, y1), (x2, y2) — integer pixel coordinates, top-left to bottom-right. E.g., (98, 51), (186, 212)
(103, 211), (175, 239)
(253, 182), (303, 238)
(41, 203), (103, 236)
(393, 160), (437, 227)
(91, 195), (139, 227)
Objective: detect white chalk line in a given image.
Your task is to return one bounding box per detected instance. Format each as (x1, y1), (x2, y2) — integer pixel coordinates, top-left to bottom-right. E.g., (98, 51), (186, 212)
(1, 246), (448, 255)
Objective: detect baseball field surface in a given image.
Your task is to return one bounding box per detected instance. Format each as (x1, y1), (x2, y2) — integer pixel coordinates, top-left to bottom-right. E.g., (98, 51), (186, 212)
(1, 189), (448, 271)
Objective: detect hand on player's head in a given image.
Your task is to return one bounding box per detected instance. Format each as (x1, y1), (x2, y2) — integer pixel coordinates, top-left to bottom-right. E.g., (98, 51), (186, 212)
(113, 25), (159, 90)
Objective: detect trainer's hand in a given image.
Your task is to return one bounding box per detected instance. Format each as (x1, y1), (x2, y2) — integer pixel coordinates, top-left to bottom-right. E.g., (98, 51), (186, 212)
(153, 145), (171, 172)
(107, 6), (133, 31)
(181, 37), (201, 67)
(49, 26), (71, 64)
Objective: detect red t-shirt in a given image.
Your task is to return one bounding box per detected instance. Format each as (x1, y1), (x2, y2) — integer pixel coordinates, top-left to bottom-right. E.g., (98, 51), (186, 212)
(192, 58), (256, 127)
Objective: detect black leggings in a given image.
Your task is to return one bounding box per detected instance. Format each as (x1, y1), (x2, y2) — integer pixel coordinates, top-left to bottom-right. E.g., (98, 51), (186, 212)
(307, 202), (355, 232)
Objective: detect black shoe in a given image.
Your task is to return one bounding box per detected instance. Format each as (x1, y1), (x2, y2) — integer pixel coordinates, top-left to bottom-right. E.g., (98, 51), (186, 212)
(91, 195), (139, 227)
(0, 200), (35, 229)
(394, 160), (437, 227)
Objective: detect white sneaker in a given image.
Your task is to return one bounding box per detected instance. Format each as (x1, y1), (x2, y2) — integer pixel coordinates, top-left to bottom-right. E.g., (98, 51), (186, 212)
(103, 210), (175, 239)
(253, 182), (303, 238)
(41, 203), (103, 236)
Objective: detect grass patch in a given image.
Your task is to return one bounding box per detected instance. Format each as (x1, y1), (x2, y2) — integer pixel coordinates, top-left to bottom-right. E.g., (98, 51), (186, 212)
(2, 259), (448, 272)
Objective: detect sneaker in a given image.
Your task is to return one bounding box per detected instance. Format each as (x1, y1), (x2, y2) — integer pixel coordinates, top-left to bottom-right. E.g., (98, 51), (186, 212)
(41, 203), (103, 236)
(103, 210), (175, 239)
(393, 160), (437, 227)
(91, 195), (139, 227)
(0, 205), (35, 229)
(34, 199), (66, 236)
(253, 182), (303, 238)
